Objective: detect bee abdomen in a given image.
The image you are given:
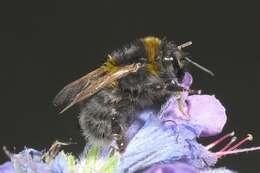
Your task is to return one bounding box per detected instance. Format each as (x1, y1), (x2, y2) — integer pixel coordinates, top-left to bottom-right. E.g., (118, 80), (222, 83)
(78, 90), (121, 146)
(79, 112), (112, 146)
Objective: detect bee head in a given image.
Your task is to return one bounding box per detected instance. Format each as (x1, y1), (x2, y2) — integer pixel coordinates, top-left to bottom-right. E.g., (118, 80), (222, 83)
(156, 39), (214, 85)
(156, 39), (188, 84)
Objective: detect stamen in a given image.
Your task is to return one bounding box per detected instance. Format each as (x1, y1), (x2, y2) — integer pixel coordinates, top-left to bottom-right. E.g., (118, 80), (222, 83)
(216, 134), (256, 158)
(206, 131), (235, 150)
(216, 146), (260, 157)
(219, 137), (237, 152)
(227, 134), (253, 151)
(2, 146), (12, 158)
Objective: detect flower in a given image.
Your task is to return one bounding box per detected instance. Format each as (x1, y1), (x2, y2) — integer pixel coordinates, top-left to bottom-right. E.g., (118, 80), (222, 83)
(50, 152), (72, 173)
(159, 94), (227, 137)
(0, 147), (69, 173)
(143, 162), (237, 173)
(159, 72), (227, 137)
(0, 162), (14, 173)
(0, 146), (119, 173)
(115, 113), (217, 173)
(115, 72), (259, 173)
(1, 72), (259, 173)
(142, 162), (199, 173)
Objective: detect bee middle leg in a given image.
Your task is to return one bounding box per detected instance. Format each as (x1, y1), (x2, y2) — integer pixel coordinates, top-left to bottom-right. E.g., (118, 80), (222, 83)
(111, 113), (126, 153)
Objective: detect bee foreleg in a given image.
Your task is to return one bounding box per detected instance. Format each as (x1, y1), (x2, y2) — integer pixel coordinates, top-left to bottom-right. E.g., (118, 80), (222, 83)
(177, 99), (190, 120)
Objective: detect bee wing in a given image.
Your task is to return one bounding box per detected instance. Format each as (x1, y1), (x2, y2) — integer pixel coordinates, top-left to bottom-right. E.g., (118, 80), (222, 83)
(55, 63), (142, 113)
(53, 67), (107, 107)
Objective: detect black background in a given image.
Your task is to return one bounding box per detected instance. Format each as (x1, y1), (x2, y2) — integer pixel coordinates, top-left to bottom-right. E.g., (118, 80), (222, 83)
(0, 1), (258, 172)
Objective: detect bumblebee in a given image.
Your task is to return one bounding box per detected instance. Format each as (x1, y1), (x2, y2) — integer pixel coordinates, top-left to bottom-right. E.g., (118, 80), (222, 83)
(53, 36), (213, 151)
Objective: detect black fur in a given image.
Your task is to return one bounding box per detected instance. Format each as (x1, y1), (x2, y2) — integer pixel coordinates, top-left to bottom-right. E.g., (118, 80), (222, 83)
(78, 38), (188, 147)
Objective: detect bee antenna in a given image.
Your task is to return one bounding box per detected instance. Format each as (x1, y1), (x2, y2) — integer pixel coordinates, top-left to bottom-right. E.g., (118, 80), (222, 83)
(184, 57), (215, 76)
(177, 41), (192, 49)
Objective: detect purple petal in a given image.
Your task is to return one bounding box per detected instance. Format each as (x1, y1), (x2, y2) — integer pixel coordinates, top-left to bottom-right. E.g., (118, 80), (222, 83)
(142, 162), (199, 173)
(200, 168), (237, 173)
(0, 162), (15, 173)
(187, 95), (227, 137)
(143, 164), (237, 173)
(180, 72), (193, 89)
(159, 95), (227, 137)
(159, 96), (189, 125)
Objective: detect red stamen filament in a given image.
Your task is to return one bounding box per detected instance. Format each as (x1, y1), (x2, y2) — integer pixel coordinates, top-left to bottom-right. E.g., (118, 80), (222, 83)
(216, 134), (256, 158)
(228, 134), (253, 151)
(206, 131), (235, 150)
(216, 146), (260, 157)
(219, 137), (237, 152)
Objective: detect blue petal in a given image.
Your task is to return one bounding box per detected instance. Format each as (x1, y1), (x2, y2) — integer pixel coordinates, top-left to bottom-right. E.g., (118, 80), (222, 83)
(3, 148), (55, 173)
(126, 111), (154, 142)
(116, 114), (216, 173)
(50, 153), (72, 173)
